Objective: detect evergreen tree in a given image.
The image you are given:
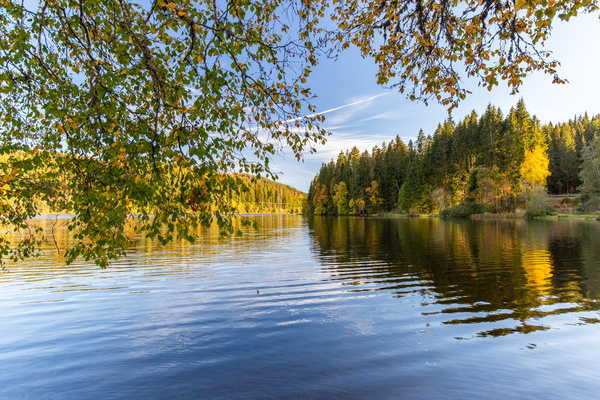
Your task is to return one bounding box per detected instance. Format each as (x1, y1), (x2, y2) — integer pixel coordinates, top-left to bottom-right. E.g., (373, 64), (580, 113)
(578, 137), (600, 212)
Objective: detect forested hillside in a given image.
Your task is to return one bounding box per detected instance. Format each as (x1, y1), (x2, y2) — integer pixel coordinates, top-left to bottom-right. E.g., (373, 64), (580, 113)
(0, 153), (305, 215)
(228, 175), (306, 214)
(307, 100), (600, 215)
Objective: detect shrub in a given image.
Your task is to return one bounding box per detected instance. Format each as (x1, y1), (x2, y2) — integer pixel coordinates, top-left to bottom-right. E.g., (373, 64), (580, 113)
(440, 203), (485, 218)
(525, 188), (554, 218)
(524, 206), (553, 218)
(576, 195), (600, 213)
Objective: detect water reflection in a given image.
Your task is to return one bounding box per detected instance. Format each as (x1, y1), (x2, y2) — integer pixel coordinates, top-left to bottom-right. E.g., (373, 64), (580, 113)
(308, 216), (600, 338)
(4, 215), (600, 398)
(1, 214), (304, 293)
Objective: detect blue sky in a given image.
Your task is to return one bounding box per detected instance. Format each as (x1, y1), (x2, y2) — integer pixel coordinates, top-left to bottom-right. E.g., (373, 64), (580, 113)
(271, 12), (600, 192)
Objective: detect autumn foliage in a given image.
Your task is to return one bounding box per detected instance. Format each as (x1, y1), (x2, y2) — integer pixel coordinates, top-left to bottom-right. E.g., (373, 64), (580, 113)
(1, 0), (598, 265)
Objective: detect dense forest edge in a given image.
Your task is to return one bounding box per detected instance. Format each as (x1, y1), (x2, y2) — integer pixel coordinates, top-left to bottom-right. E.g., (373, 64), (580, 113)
(307, 99), (600, 218)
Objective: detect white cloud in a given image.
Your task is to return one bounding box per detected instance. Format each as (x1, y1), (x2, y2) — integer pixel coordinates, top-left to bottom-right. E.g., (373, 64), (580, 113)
(303, 131), (390, 161)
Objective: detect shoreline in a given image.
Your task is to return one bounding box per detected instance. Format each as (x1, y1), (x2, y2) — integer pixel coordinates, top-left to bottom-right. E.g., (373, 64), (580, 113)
(28, 212), (304, 219)
(314, 212), (600, 221)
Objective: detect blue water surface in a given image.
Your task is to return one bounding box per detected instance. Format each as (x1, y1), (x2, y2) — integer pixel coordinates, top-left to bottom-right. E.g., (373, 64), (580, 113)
(2, 215), (600, 399)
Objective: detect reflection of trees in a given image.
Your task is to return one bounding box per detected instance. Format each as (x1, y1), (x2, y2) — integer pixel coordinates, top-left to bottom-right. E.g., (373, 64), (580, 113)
(308, 216), (600, 337)
(552, 221), (600, 300)
(1, 215), (304, 282)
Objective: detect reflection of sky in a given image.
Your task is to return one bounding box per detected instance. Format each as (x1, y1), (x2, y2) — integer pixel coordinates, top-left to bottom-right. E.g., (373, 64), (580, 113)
(272, 13), (600, 191)
(3, 217), (600, 398)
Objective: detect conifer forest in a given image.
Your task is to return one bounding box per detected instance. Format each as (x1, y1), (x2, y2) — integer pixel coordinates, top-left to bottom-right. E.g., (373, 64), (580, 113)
(307, 100), (600, 216)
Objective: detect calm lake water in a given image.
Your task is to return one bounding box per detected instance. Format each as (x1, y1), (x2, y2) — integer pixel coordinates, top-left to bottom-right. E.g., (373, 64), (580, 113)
(2, 215), (600, 399)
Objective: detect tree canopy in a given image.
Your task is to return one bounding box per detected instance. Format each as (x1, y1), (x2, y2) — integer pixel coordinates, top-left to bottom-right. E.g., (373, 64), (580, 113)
(332, 0), (598, 108)
(0, 0), (597, 266)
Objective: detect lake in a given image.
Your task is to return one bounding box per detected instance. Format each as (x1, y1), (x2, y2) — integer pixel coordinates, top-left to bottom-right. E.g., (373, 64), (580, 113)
(2, 215), (600, 399)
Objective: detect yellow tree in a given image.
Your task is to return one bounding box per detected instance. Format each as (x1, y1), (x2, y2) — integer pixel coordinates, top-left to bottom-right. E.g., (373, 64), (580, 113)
(520, 145), (551, 214)
(365, 180), (383, 213)
(520, 145), (551, 195)
(312, 183), (330, 215)
(353, 198), (367, 215)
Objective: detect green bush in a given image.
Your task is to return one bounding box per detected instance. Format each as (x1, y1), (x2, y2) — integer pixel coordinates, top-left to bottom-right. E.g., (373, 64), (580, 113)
(440, 203), (486, 218)
(524, 206), (553, 218)
(525, 188), (555, 218)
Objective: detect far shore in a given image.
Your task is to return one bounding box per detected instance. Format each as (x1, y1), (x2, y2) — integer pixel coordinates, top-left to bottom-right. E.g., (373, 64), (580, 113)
(322, 211), (600, 221)
(25, 211), (600, 222)
(28, 212), (303, 220)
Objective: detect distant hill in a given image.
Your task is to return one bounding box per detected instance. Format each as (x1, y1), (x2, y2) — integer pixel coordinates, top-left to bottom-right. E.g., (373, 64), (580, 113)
(0, 150), (305, 215)
(228, 174), (306, 214)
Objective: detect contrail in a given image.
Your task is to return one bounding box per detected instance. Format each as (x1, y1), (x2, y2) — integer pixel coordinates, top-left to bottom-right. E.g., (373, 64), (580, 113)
(289, 92), (392, 122)
(313, 92), (391, 116)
